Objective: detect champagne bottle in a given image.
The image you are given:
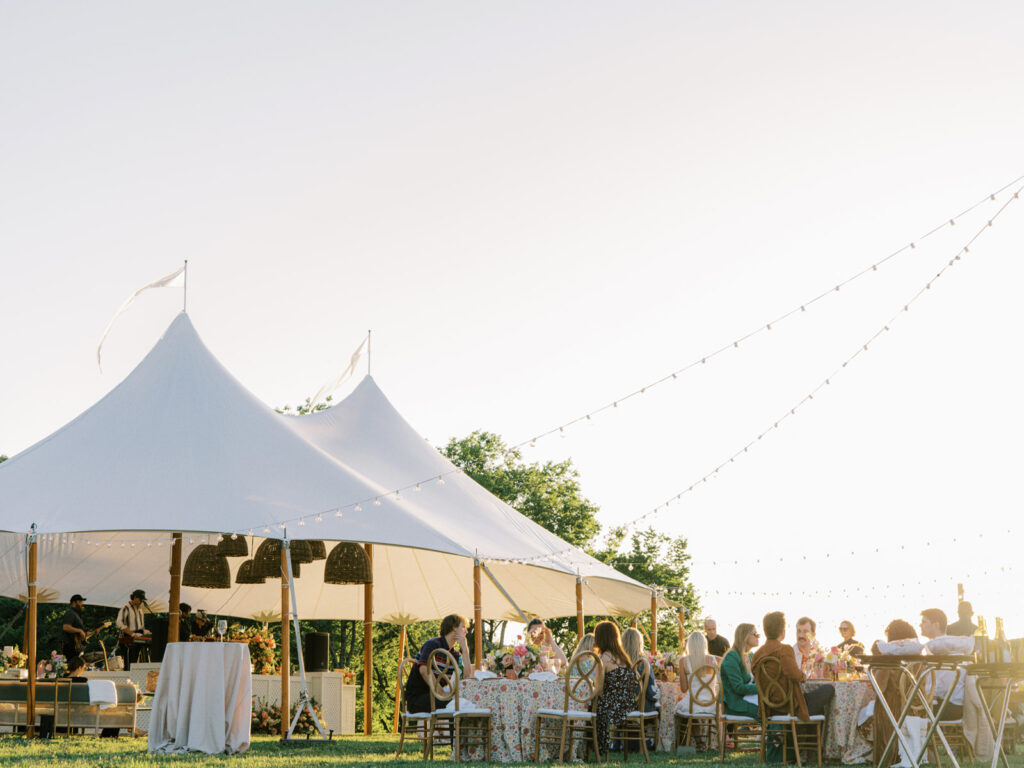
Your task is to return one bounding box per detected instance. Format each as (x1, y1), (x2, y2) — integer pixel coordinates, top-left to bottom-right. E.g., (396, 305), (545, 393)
(974, 616), (990, 663)
(994, 617), (1010, 663)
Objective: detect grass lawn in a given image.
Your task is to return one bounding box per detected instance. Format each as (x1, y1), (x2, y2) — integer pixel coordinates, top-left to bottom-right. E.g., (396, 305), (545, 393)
(1, 734), (1023, 768)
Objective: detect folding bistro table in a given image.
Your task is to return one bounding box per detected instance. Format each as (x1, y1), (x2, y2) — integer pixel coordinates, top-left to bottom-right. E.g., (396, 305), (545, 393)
(966, 662), (1024, 768)
(859, 654), (967, 768)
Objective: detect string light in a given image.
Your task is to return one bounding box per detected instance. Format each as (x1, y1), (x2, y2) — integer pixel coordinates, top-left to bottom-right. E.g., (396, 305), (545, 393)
(612, 179), (1024, 534)
(510, 174), (1024, 451)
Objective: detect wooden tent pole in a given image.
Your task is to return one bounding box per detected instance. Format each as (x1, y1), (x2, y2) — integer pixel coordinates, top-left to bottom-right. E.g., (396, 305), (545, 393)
(473, 559), (482, 668)
(363, 543), (373, 735)
(26, 531), (37, 736)
(650, 590), (658, 652)
(575, 576), (584, 641)
(677, 608), (685, 646)
(167, 533), (182, 643)
(280, 545), (290, 727)
(392, 625), (406, 733)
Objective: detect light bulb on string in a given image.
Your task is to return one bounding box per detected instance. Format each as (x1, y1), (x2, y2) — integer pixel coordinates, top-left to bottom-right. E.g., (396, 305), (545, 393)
(354, 504), (362, 513)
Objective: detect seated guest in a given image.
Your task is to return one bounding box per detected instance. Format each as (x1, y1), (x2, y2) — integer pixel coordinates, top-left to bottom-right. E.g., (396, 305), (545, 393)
(704, 618), (730, 657)
(837, 620), (865, 655)
(870, 619), (922, 654)
(920, 608), (972, 720)
(621, 627), (659, 714)
(721, 623), (760, 719)
(792, 616), (819, 668)
(178, 603), (192, 642)
(526, 618), (568, 669)
(593, 620), (639, 755)
(674, 630), (721, 749)
(191, 609), (213, 640)
(946, 601), (978, 637)
(569, 632), (596, 675)
(38, 657), (120, 738)
(864, 619), (925, 767)
(754, 611), (834, 719)
(403, 613), (474, 714)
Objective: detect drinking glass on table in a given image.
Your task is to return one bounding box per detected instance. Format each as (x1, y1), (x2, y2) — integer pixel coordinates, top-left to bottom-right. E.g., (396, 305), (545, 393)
(217, 619), (227, 640)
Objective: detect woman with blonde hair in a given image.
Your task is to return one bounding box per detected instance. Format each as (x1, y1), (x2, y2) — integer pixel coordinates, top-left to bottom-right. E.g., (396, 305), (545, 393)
(569, 632), (596, 676)
(674, 630), (721, 746)
(621, 627), (659, 714)
(593, 621), (639, 754)
(720, 622), (760, 719)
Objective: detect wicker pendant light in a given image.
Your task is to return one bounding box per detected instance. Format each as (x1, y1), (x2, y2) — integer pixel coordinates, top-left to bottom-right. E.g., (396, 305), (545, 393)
(216, 533), (248, 558)
(181, 545), (231, 589)
(252, 539), (302, 579)
(323, 542), (373, 585)
(290, 539), (314, 564)
(235, 559), (265, 584)
(303, 540), (327, 561)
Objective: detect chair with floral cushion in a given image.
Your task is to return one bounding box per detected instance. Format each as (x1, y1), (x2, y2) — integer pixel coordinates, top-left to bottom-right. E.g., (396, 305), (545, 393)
(535, 650), (604, 762)
(426, 647), (492, 762)
(753, 656), (825, 767)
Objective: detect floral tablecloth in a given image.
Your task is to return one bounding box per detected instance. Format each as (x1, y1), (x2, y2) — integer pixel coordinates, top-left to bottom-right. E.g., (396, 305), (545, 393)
(803, 679), (874, 764)
(656, 681), (684, 750)
(459, 678), (576, 763)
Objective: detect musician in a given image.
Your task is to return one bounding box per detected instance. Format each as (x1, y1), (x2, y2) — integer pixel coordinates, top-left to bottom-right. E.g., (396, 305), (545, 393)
(116, 589), (151, 670)
(178, 603), (192, 642)
(191, 609), (213, 640)
(60, 594), (88, 659)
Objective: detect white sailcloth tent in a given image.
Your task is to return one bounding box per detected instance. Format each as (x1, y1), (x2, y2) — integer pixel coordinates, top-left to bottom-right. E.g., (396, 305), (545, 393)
(0, 312), (653, 622)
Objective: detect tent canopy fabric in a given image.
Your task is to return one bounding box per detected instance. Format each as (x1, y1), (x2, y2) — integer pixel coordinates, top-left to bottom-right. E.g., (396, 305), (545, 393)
(0, 313), (655, 621)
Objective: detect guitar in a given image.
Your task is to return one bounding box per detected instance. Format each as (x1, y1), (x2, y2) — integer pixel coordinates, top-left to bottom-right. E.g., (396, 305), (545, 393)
(75, 620), (112, 650)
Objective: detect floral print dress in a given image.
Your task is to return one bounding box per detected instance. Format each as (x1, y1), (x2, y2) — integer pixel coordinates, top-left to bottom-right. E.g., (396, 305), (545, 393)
(596, 661), (639, 753)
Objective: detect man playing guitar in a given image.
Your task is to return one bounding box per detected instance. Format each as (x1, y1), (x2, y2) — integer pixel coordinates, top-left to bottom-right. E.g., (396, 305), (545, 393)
(116, 589), (152, 670)
(61, 594), (90, 659)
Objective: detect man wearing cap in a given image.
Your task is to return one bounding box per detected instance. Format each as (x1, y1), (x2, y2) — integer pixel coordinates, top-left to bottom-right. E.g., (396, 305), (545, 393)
(116, 589), (151, 670)
(61, 594), (89, 659)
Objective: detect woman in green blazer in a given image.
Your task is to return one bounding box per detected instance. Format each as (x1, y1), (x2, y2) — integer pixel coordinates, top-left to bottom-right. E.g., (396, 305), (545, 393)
(720, 622), (760, 718)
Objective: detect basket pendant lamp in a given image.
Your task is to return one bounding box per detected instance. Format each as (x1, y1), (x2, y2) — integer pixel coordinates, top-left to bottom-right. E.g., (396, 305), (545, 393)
(182, 545), (232, 589)
(323, 542), (373, 585)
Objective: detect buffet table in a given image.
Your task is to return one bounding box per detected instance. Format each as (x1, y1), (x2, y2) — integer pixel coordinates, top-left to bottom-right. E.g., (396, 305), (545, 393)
(148, 642), (252, 754)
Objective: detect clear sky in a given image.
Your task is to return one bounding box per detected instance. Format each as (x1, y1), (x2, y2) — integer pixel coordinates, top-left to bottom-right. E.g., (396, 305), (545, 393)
(1, 2), (1022, 642)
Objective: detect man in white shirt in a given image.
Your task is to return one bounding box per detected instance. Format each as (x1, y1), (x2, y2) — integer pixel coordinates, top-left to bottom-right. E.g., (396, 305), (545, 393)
(920, 608), (966, 720)
(793, 616), (818, 667)
(115, 588), (151, 670)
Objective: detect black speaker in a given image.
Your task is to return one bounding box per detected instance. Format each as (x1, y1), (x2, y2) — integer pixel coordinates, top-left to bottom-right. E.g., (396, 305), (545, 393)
(149, 617), (168, 662)
(304, 632), (330, 672)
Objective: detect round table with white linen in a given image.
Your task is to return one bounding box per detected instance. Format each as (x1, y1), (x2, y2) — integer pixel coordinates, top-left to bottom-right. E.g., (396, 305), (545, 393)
(147, 641), (252, 754)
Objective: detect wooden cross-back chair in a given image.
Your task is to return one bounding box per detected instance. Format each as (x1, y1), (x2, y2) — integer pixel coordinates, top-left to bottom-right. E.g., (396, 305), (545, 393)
(674, 662), (720, 752)
(395, 656), (434, 758)
(425, 648), (491, 763)
(753, 655), (825, 767)
(610, 657), (660, 762)
(899, 662), (973, 766)
(534, 650), (604, 763)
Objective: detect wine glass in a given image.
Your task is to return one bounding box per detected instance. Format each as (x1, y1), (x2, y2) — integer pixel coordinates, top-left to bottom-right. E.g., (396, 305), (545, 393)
(216, 619), (227, 641)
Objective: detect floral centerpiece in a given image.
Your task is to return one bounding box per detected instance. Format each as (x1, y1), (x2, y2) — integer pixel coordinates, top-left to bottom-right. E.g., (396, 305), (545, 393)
(228, 623), (280, 675)
(37, 650), (68, 679)
(484, 640), (542, 679)
(251, 696), (328, 737)
(823, 646), (858, 679)
(337, 667), (356, 685)
(646, 650), (679, 682)
(0, 646), (28, 675)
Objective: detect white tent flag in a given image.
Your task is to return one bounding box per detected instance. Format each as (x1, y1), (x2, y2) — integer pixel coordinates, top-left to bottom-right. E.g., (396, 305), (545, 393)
(309, 336), (368, 407)
(96, 265), (186, 371)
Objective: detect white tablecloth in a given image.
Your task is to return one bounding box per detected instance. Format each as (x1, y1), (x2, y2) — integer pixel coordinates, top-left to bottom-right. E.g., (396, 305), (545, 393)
(148, 642), (252, 754)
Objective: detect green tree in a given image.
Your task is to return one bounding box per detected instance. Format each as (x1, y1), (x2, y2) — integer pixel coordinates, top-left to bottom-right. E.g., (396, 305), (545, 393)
(593, 525), (702, 652)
